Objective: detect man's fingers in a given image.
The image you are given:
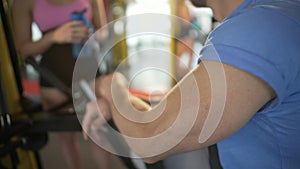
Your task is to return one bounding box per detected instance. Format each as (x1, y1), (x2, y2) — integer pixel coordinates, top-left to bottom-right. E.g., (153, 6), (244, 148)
(82, 99), (111, 141)
(82, 102), (99, 140)
(86, 118), (108, 143)
(93, 117), (109, 132)
(83, 130), (88, 141)
(130, 95), (151, 111)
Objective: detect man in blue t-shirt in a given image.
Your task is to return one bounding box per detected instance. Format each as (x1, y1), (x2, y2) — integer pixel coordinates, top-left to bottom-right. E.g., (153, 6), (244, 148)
(84, 0), (300, 168)
(197, 0), (300, 168)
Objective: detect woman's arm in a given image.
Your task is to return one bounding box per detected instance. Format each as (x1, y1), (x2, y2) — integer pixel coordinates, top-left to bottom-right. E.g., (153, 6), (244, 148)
(12, 0), (53, 58)
(89, 0), (108, 41)
(12, 0), (89, 59)
(89, 0), (108, 29)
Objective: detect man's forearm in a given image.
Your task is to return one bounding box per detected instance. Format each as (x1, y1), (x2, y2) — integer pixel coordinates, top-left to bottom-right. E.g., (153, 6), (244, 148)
(107, 70), (199, 160)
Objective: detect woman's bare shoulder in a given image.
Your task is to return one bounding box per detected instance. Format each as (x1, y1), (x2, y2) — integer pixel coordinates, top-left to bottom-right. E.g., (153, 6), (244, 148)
(12, 0), (33, 13)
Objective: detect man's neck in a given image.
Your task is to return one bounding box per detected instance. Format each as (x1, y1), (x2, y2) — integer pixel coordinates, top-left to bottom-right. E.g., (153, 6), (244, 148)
(208, 0), (245, 22)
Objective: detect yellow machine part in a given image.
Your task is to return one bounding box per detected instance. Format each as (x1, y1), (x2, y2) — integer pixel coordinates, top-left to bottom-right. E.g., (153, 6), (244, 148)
(169, 0), (178, 86)
(111, 0), (128, 69)
(110, 0), (177, 86)
(0, 1), (21, 115)
(0, 147), (38, 169)
(0, 1), (39, 168)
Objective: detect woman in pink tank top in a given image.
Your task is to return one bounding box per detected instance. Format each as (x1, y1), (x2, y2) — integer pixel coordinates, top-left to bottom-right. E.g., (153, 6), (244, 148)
(12, 0), (110, 169)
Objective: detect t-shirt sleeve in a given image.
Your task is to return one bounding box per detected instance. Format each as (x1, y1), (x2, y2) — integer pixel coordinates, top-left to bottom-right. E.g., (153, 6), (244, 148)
(199, 11), (289, 109)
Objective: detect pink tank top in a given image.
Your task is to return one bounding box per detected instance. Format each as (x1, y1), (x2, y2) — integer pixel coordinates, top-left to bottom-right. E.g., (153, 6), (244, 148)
(33, 0), (92, 32)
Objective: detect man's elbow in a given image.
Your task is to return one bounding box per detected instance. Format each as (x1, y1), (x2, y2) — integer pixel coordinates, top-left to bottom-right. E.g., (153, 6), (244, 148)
(142, 156), (161, 164)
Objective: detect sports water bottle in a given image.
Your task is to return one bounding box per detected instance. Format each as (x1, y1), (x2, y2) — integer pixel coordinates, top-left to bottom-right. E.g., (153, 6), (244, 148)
(71, 9), (95, 58)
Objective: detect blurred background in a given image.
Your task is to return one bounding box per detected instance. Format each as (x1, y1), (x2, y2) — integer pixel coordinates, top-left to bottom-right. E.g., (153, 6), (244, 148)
(0, 0), (221, 168)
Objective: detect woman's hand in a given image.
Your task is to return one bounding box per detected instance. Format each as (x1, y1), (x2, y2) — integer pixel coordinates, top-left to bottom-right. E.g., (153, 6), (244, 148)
(51, 21), (90, 44)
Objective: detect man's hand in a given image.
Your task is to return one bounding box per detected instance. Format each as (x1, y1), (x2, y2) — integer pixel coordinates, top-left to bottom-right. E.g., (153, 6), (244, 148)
(82, 98), (111, 141)
(94, 72), (129, 104)
(83, 73), (150, 141)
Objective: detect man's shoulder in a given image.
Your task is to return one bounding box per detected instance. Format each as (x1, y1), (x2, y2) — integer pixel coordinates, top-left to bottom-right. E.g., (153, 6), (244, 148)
(208, 1), (300, 48)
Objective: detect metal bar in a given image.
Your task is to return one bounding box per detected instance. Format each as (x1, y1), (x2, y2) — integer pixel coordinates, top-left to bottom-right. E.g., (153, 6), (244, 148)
(0, 73), (10, 128)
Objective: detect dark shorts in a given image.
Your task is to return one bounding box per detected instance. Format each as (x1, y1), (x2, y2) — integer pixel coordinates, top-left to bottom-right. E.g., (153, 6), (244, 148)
(39, 44), (76, 88)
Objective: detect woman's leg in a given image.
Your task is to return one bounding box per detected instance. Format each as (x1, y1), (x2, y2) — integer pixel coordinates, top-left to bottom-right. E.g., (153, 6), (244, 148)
(40, 87), (83, 169)
(59, 132), (82, 169)
(91, 141), (111, 169)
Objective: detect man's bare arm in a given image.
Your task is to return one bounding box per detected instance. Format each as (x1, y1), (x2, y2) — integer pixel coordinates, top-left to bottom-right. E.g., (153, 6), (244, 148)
(99, 60), (275, 163)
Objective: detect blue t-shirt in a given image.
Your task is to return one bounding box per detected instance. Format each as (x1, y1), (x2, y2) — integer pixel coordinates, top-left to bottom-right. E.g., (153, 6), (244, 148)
(199, 0), (300, 168)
